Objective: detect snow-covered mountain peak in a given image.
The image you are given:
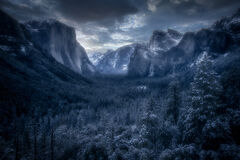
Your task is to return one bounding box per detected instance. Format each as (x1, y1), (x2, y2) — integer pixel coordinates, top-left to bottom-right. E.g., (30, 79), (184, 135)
(95, 44), (136, 74)
(88, 52), (105, 66)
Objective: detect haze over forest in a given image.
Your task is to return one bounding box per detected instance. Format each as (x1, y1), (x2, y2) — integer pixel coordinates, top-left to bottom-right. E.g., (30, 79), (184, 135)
(0, 0), (240, 160)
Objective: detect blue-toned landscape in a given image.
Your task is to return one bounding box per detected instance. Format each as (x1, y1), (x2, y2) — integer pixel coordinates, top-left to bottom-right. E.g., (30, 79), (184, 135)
(0, 0), (240, 159)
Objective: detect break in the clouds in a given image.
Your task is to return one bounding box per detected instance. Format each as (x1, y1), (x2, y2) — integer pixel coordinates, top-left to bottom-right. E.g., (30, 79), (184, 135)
(1, 0), (240, 53)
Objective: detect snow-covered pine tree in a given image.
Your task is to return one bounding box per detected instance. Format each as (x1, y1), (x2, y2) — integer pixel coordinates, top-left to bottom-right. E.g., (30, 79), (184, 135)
(139, 98), (159, 153)
(181, 52), (230, 151)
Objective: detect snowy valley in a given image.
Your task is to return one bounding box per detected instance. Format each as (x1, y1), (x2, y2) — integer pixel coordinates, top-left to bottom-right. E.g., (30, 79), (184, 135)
(0, 6), (240, 160)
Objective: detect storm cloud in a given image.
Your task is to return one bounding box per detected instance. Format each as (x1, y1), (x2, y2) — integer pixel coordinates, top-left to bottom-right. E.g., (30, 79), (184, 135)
(56, 0), (138, 23)
(1, 0), (240, 53)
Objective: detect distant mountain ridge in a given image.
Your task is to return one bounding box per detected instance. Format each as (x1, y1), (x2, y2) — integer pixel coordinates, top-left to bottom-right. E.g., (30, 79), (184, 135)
(93, 9), (240, 79)
(93, 28), (182, 75)
(88, 52), (106, 66)
(95, 44), (136, 74)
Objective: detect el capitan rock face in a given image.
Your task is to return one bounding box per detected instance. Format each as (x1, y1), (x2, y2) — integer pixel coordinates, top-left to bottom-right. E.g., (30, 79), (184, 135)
(0, 9), (90, 90)
(25, 20), (95, 75)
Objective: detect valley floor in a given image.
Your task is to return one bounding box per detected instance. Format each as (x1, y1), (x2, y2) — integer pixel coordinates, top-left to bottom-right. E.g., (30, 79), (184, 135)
(1, 69), (240, 160)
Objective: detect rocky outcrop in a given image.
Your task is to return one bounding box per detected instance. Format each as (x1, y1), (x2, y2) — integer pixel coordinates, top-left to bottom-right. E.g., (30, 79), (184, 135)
(128, 44), (152, 77)
(0, 9), (31, 56)
(213, 9), (240, 36)
(0, 9), (89, 85)
(149, 29), (182, 53)
(25, 20), (95, 75)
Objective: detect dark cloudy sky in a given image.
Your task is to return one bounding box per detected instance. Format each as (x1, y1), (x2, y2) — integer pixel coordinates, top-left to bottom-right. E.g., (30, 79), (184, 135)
(1, 0), (240, 53)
